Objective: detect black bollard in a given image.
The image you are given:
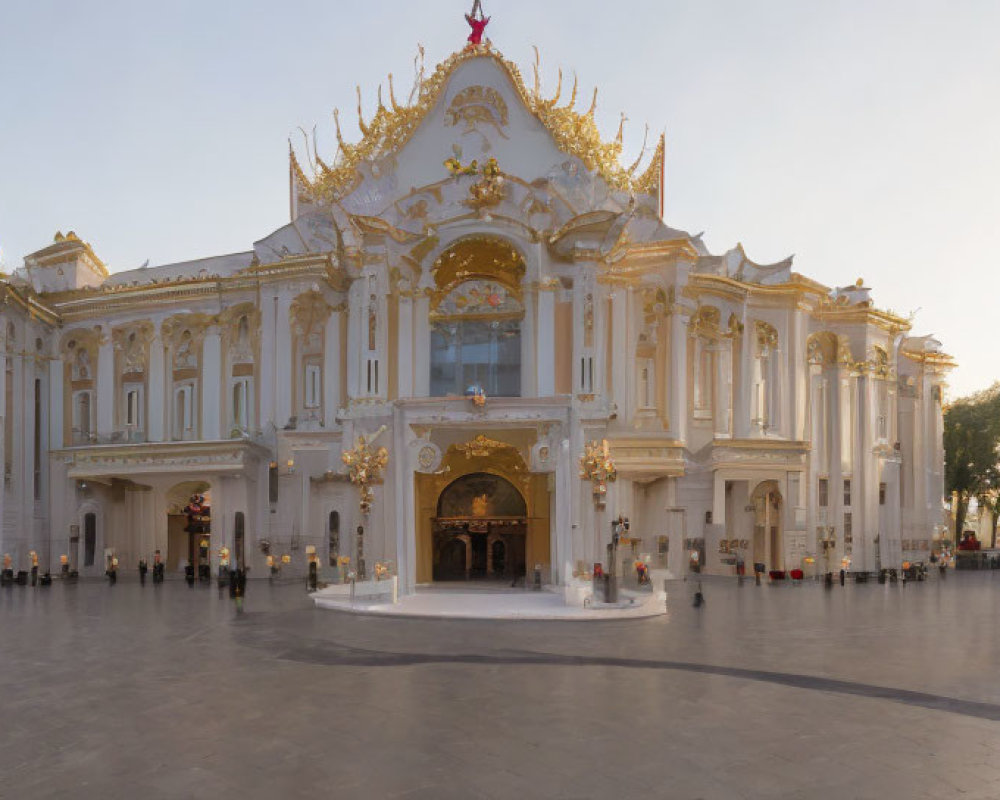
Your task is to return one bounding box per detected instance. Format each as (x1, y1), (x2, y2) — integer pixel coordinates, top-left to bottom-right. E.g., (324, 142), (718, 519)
(31, 566), (38, 587)
(139, 560), (148, 586)
(693, 580), (704, 607)
(308, 561), (318, 592)
(824, 572), (833, 588)
(839, 569), (845, 586)
(185, 565), (194, 587)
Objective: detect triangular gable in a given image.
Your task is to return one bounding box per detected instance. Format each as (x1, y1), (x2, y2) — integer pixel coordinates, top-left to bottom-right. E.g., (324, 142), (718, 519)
(292, 45), (663, 218)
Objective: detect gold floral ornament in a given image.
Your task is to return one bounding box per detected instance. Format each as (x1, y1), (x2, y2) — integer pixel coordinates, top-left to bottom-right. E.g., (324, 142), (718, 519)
(342, 426), (390, 515)
(579, 439), (617, 508)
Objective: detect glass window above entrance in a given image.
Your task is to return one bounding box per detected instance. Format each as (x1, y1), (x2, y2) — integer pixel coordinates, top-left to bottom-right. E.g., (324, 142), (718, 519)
(430, 319), (521, 397)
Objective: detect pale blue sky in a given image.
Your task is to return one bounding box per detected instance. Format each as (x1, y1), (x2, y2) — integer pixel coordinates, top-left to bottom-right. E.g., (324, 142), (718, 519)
(1, 1), (997, 396)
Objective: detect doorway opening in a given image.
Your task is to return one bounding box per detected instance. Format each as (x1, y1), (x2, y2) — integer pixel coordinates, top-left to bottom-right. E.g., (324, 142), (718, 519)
(432, 472), (527, 582)
(751, 480), (783, 571)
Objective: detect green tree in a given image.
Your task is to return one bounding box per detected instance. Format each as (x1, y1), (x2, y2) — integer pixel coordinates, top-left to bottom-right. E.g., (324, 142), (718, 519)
(944, 384), (1000, 543)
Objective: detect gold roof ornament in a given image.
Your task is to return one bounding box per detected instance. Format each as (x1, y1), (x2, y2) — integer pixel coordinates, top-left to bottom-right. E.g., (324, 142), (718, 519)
(291, 43), (664, 204)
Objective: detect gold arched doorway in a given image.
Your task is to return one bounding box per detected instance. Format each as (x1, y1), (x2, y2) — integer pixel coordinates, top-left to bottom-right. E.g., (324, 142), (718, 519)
(751, 480), (783, 571)
(432, 472), (527, 581)
(415, 435), (550, 584)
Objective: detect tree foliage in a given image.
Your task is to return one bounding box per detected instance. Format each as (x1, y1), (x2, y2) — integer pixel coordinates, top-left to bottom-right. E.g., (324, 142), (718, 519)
(944, 383), (1000, 542)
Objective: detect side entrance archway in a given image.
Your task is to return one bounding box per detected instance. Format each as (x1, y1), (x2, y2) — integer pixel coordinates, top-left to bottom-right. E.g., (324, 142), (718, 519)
(751, 480), (783, 572)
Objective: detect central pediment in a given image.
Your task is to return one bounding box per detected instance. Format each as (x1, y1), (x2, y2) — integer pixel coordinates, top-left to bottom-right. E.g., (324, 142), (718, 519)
(291, 45), (663, 222)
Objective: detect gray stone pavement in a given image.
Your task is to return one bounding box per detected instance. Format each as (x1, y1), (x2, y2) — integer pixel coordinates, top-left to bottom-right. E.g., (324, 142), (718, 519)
(1, 572), (999, 800)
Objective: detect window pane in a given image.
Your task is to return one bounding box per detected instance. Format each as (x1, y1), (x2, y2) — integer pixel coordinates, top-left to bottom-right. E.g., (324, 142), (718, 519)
(431, 320), (520, 397)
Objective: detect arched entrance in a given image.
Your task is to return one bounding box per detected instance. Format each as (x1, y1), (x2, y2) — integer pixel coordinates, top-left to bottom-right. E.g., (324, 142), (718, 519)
(432, 471), (528, 582)
(165, 480), (212, 575)
(751, 481), (783, 571)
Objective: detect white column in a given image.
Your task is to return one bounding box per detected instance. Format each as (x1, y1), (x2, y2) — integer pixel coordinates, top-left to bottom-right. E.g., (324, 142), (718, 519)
(346, 282), (362, 400)
(790, 310), (807, 440)
(48, 357), (63, 449)
(610, 289), (627, 417)
(536, 288), (555, 397)
(323, 309), (342, 425)
(520, 290), (536, 397)
(555, 438), (572, 585)
(96, 338), (114, 438)
(202, 328), (222, 440)
(259, 295), (276, 428)
(734, 321), (752, 438)
(148, 331), (165, 442)
(714, 339), (732, 438)
(413, 293), (430, 397)
(275, 295), (293, 426)
(668, 311), (688, 442)
(396, 297), (413, 399)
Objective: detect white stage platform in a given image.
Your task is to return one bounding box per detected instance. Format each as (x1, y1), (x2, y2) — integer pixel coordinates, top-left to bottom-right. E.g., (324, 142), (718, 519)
(311, 583), (668, 620)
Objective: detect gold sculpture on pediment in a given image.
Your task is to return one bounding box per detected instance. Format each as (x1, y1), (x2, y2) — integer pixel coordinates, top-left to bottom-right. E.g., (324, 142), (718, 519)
(456, 434), (516, 459)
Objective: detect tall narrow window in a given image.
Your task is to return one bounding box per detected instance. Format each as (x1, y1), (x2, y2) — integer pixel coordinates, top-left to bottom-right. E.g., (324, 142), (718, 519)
(844, 512), (853, 554)
(174, 384), (194, 440)
(328, 511), (341, 566)
(84, 513), (96, 567)
(232, 379), (250, 431)
(126, 387), (141, 429)
(74, 392), (92, 442)
(879, 482), (887, 506)
(818, 478), (829, 508)
(304, 363), (322, 409)
(580, 355), (594, 394)
(843, 479), (852, 507)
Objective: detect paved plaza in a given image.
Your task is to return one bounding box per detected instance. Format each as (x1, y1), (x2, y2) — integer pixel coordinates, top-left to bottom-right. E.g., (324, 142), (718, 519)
(1, 573), (999, 799)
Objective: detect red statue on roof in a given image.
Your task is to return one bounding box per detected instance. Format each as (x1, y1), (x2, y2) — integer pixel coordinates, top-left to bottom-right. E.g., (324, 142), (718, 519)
(466, 0), (490, 46)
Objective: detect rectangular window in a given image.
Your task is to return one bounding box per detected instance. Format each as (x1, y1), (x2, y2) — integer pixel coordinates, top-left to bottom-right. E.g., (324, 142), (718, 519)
(126, 388), (141, 428)
(174, 384), (194, 440)
(639, 358), (655, 410)
(580, 354), (595, 394)
(844, 512), (853, 554)
(232, 378), (251, 431)
(843, 479), (852, 507)
(73, 391), (93, 441)
(879, 482), (887, 505)
(305, 364), (322, 408)
(818, 478), (829, 508)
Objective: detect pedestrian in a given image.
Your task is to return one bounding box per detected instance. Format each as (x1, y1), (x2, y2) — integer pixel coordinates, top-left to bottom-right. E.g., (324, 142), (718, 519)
(693, 580), (704, 607)
(106, 555), (118, 585)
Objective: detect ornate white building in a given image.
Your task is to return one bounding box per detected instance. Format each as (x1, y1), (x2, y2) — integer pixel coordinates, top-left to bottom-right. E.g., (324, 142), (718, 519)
(0, 40), (953, 589)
